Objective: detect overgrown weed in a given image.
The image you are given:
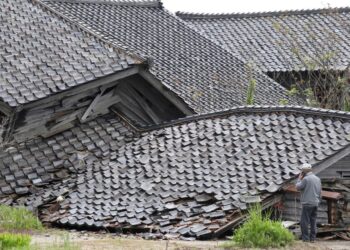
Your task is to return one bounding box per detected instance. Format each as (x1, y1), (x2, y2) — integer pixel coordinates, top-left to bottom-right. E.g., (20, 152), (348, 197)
(222, 204), (294, 249)
(0, 205), (43, 232)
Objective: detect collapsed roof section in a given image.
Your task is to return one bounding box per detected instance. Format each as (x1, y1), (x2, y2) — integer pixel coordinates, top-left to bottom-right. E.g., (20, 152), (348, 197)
(0, 0), (194, 143)
(0, 114), (137, 198)
(3, 106), (350, 238)
(41, 0), (301, 113)
(0, 0), (144, 109)
(177, 8), (350, 72)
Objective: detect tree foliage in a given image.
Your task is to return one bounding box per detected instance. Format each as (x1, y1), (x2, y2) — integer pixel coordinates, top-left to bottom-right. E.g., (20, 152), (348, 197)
(273, 10), (350, 110)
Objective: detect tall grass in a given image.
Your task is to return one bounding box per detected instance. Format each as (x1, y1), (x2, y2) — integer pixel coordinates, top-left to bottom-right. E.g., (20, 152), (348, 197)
(0, 205), (43, 231)
(246, 78), (256, 105)
(232, 204), (294, 248)
(0, 233), (31, 249)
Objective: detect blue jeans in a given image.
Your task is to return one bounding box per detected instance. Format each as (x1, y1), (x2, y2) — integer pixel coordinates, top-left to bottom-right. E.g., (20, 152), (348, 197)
(300, 205), (318, 241)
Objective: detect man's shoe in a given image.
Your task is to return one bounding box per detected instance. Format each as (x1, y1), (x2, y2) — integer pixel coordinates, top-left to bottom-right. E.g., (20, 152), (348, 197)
(310, 240), (316, 243)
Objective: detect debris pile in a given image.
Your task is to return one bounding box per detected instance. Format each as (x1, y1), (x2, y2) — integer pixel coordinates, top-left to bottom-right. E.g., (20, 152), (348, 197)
(3, 107), (350, 239)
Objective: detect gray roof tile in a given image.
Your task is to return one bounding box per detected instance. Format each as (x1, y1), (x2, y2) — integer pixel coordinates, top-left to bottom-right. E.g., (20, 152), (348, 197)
(177, 8), (350, 72)
(0, 114), (136, 198)
(0, 0), (141, 107)
(3, 106), (350, 238)
(41, 0), (301, 113)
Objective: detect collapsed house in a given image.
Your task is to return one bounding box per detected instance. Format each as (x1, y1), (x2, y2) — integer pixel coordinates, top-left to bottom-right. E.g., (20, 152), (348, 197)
(0, 0), (301, 144)
(0, 0), (201, 142)
(0, 0), (350, 240)
(2, 106), (350, 239)
(177, 8), (350, 88)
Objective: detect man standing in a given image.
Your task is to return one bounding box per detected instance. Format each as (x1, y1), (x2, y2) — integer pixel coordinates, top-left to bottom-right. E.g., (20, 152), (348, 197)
(296, 163), (322, 242)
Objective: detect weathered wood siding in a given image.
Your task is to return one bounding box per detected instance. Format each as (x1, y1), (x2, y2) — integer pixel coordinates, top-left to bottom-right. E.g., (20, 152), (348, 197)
(282, 155), (350, 225)
(13, 86), (104, 142)
(318, 155), (350, 179)
(282, 193), (329, 224)
(10, 74), (186, 143)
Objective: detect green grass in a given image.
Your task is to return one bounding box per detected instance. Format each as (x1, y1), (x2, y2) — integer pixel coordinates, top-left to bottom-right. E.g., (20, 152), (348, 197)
(0, 205), (43, 232)
(228, 204), (295, 248)
(0, 233), (31, 250)
(0, 233), (81, 250)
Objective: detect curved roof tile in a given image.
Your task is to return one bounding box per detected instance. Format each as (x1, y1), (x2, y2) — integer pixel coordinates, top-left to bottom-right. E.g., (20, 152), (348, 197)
(41, 0), (301, 113)
(0, 0), (142, 107)
(178, 8), (350, 72)
(4, 106), (350, 237)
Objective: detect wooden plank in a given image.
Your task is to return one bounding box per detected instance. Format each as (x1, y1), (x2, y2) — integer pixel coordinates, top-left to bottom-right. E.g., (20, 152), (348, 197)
(318, 154), (350, 179)
(2, 111), (17, 142)
(43, 109), (85, 137)
(53, 109), (84, 125)
(24, 67), (140, 109)
(79, 87), (121, 121)
(27, 99), (61, 111)
(328, 200), (338, 224)
(0, 102), (13, 116)
(80, 90), (104, 122)
(283, 184), (342, 200)
(61, 89), (98, 107)
(138, 70), (194, 115)
(14, 125), (49, 143)
(213, 195), (282, 237)
(42, 122), (75, 138)
(116, 86), (153, 124)
(313, 145), (350, 175)
(113, 102), (150, 125)
(23, 109), (56, 123)
(126, 78), (174, 119)
(121, 84), (162, 124)
(91, 92), (121, 113)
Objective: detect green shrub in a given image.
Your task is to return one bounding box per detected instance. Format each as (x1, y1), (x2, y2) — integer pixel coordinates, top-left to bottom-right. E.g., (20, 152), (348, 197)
(0, 205), (43, 231)
(232, 204), (294, 248)
(0, 233), (31, 249)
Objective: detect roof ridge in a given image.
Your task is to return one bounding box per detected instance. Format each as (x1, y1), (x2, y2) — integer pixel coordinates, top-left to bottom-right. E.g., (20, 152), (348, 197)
(176, 7), (350, 19)
(42, 0), (163, 8)
(136, 106), (350, 131)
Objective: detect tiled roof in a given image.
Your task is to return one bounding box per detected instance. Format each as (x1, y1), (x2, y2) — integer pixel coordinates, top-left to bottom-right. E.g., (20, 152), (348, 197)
(0, 114), (136, 198)
(177, 8), (350, 72)
(41, 0), (301, 113)
(4, 106), (350, 238)
(0, 0), (142, 107)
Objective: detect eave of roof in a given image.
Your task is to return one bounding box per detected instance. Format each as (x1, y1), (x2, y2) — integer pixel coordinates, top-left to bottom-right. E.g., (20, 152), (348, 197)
(44, 0), (163, 8)
(176, 7), (350, 19)
(134, 105), (350, 132)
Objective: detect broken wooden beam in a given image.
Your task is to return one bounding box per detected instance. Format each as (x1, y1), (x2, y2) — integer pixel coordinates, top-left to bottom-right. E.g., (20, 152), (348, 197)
(283, 184), (342, 200)
(213, 194), (282, 238)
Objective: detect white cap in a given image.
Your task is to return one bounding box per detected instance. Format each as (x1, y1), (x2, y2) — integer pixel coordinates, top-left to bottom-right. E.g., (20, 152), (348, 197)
(301, 163), (312, 172)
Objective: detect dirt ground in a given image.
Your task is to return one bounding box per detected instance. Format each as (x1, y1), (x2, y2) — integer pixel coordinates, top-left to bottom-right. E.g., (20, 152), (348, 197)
(29, 230), (350, 250)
